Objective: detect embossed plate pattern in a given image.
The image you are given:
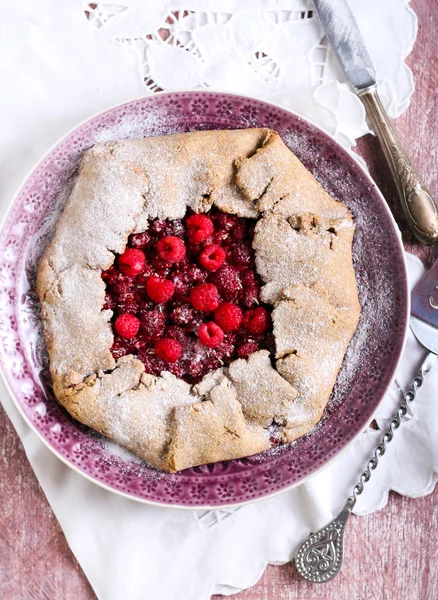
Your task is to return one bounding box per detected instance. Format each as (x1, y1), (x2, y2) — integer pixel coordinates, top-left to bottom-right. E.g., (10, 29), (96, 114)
(0, 91), (409, 508)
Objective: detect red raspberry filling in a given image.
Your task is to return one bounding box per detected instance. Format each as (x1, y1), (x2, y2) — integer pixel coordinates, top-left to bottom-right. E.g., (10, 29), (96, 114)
(155, 338), (182, 363)
(102, 208), (273, 384)
(146, 276), (175, 303)
(129, 231), (152, 250)
(186, 214), (214, 243)
(198, 322), (224, 348)
(139, 309), (165, 341)
(237, 340), (260, 359)
(211, 265), (241, 301)
(118, 248), (146, 277)
(115, 314), (140, 339)
(199, 244), (226, 271)
(190, 283), (220, 313)
(214, 302), (243, 332)
(156, 236), (186, 263)
(242, 307), (270, 335)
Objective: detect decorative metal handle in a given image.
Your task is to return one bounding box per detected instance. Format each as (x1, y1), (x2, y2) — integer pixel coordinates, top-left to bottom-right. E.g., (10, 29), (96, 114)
(295, 352), (437, 583)
(359, 86), (438, 245)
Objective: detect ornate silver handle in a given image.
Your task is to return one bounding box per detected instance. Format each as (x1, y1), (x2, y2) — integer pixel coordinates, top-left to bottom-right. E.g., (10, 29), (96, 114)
(358, 86), (438, 245)
(295, 352), (437, 583)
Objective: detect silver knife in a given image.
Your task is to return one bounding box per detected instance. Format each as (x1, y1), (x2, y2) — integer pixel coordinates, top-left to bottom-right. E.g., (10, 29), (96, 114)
(312, 0), (438, 245)
(295, 260), (438, 582)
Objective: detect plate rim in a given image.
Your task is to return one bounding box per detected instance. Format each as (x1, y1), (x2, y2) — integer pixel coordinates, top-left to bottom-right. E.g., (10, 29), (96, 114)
(0, 89), (411, 509)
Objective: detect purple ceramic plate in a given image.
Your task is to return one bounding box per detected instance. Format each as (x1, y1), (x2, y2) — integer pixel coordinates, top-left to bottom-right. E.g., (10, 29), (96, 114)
(0, 91), (409, 508)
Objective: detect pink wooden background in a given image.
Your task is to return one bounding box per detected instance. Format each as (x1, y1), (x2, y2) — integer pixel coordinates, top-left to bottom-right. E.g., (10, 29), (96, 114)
(1, 1), (438, 598)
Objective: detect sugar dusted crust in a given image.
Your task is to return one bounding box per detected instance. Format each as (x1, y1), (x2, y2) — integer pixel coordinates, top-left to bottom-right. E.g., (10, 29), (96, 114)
(37, 129), (360, 472)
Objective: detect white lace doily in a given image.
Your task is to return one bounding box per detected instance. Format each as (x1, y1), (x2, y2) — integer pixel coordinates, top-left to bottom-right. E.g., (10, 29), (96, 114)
(84, 0), (416, 147)
(0, 2), (433, 600)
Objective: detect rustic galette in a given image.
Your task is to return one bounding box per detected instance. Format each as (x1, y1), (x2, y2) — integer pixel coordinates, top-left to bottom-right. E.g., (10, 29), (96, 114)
(37, 128), (360, 472)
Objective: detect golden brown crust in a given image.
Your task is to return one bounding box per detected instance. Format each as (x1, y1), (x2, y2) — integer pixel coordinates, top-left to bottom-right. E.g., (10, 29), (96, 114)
(273, 283), (360, 443)
(166, 375), (268, 472)
(253, 212), (359, 309)
(37, 128), (360, 472)
(227, 350), (297, 428)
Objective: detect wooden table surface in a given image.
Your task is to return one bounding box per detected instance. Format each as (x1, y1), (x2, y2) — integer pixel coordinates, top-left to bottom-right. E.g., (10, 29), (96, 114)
(1, 1), (438, 598)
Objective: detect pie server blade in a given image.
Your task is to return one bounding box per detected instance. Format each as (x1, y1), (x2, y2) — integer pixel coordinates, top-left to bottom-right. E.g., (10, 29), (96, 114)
(410, 259), (438, 354)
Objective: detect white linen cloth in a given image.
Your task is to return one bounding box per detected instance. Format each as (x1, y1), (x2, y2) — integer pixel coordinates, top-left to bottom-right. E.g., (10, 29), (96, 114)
(1, 2), (436, 599)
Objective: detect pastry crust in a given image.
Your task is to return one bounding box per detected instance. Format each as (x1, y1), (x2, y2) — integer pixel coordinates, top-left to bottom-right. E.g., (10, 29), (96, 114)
(37, 128), (360, 472)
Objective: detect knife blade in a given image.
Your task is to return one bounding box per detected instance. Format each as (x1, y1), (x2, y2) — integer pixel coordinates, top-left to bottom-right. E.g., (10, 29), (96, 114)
(312, 0), (376, 90)
(312, 0), (438, 245)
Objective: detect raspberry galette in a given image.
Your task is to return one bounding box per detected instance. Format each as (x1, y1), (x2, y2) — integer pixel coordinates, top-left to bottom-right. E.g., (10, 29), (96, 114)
(37, 128), (360, 472)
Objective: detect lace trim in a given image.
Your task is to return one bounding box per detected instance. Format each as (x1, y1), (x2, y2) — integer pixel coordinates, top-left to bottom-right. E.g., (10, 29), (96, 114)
(84, 3), (330, 93)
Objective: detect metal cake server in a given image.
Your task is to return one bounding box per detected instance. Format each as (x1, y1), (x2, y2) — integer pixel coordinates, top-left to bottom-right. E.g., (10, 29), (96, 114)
(295, 260), (438, 583)
(312, 0), (438, 244)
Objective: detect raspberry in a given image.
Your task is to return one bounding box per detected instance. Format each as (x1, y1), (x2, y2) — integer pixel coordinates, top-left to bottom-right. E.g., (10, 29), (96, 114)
(111, 338), (130, 360)
(134, 265), (155, 288)
(110, 273), (133, 296)
(114, 314), (140, 339)
(212, 333), (236, 360)
(237, 340), (259, 359)
(198, 322), (225, 348)
(172, 266), (206, 299)
(176, 255), (189, 269)
(166, 361), (187, 379)
(118, 248), (146, 277)
(186, 214), (214, 243)
(164, 325), (188, 347)
(190, 283), (220, 312)
(214, 302), (243, 332)
(230, 243), (252, 266)
(129, 231), (152, 250)
(169, 219), (185, 238)
(199, 244), (226, 271)
(241, 285), (260, 308)
(212, 229), (229, 245)
(146, 276), (175, 303)
(101, 265), (119, 285)
(130, 334), (148, 351)
(242, 307), (270, 334)
(103, 294), (115, 311)
(186, 264), (208, 283)
(172, 272), (191, 299)
(155, 338), (182, 363)
(240, 269), (256, 287)
(115, 297), (140, 315)
(139, 309), (165, 340)
(150, 220), (170, 236)
(231, 220), (247, 241)
(138, 349), (167, 376)
(152, 256), (171, 277)
(187, 242), (203, 256)
(215, 213), (238, 231)
(116, 290), (140, 303)
(202, 356), (221, 373)
(186, 358), (204, 380)
(156, 236), (186, 263)
(169, 304), (203, 331)
(211, 265), (241, 301)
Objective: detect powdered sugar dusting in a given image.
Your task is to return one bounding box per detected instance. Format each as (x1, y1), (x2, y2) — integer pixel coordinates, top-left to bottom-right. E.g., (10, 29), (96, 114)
(94, 104), (178, 145)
